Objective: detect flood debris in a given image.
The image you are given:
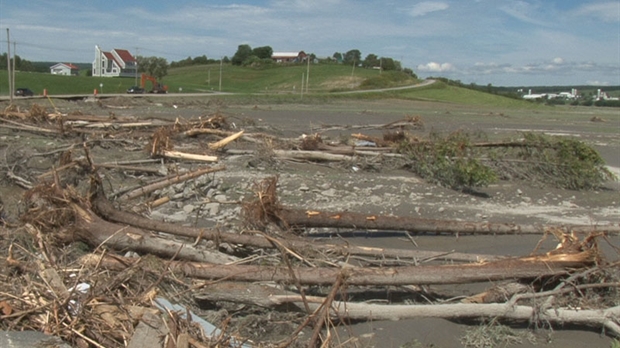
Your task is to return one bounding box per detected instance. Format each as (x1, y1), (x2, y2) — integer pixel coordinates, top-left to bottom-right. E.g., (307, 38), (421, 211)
(0, 101), (619, 346)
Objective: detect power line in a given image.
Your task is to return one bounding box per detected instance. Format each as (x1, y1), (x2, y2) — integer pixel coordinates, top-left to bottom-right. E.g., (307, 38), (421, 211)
(0, 40), (91, 53)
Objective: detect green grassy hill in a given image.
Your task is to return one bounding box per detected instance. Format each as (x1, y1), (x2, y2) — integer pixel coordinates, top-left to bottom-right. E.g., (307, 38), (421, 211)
(390, 80), (539, 108)
(0, 63), (414, 96)
(0, 64), (543, 110)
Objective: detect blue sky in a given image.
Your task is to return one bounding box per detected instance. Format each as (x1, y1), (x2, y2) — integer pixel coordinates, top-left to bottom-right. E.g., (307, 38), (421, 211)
(1, 0), (619, 86)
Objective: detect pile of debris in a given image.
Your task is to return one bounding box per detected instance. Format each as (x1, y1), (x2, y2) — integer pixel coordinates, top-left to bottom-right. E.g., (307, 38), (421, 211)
(0, 102), (619, 347)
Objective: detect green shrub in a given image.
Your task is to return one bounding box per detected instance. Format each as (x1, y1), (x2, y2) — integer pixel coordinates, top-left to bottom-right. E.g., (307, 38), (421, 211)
(398, 131), (497, 190)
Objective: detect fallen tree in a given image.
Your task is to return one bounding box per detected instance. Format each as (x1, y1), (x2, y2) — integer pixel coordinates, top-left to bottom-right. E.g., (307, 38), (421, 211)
(80, 250), (594, 286)
(192, 281), (620, 336)
(245, 176), (620, 235)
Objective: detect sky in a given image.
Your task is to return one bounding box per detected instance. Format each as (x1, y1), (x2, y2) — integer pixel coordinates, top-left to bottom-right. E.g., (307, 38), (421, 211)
(0, 0), (619, 87)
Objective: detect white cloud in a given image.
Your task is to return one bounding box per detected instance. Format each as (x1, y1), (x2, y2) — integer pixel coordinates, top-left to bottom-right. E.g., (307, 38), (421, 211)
(409, 2), (449, 17)
(417, 62), (455, 72)
(499, 1), (548, 26)
(552, 57), (564, 64)
(573, 2), (620, 22)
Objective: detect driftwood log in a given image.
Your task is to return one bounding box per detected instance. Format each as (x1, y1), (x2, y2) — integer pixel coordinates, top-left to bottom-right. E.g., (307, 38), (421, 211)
(276, 206), (620, 235)
(68, 204), (237, 264)
(90, 179), (497, 263)
(80, 251), (592, 286)
(192, 281), (620, 336)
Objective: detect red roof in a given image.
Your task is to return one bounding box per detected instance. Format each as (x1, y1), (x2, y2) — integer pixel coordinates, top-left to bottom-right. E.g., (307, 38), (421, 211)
(64, 63), (79, 70)
(114, 49), (136, 62)
(103, 51), (121, 67)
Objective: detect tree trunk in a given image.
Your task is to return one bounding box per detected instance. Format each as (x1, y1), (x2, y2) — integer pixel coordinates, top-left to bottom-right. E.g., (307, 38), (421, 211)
(81, 252), (590, 286)
(70, 204), (237, 264)
(276, 208), (620, 235)
(91, 182), (497, 263)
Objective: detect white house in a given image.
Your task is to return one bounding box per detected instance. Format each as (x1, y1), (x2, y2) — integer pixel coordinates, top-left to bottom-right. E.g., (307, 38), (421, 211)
(50, 63), (79, 76)
(271, 51), (307, 63)
(92, 45), (137, 77)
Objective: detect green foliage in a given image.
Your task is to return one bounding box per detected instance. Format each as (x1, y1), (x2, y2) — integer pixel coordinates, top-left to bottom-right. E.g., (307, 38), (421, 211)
(137, 56), (168, 80)
(399, 131), (497, 190)
(252, 46), (273, 60)
(595, 99), (620, 107)
(0, 53), (36, 72)
(343, 49), (362, 64)
(380, 57), (401, 71)
(397, 130), (614, 191)
(242, 56), (275, 69)
(363, 54), (379, 68)
(169, 55), (216, 68)
(517, 133), (615, 190)
(232, 44), (253, 66)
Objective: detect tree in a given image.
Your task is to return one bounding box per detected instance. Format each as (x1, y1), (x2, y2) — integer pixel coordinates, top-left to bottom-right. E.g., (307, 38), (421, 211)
(252, 46), (273, 60)
(343, 49), (362, 65)
(137, 56), (168, 80)
(232, 44), (253, 66)
(363, 54), (380, 68)
(332, 52), (343, 62)
(193, 55), (208, 65)
(0, 53), (35, 72)
(380, 57), (401, 71)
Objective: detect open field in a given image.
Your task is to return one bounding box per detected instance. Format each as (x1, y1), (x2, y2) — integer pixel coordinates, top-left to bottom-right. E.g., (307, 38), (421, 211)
(0, 63), (416, 96)
(0, 90), (619, 347)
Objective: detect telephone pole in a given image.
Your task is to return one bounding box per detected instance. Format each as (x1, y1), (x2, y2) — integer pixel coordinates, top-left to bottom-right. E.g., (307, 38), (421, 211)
(219, 58), (223, 92)
(306, 55), (310, 94)
(6, 29), (13, 103)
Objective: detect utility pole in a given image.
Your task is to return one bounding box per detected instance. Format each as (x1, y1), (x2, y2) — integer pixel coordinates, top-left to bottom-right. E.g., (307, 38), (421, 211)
(306, 55), (310, 94)
(13, 41), (16, 96)
(219, 58), (222, 92)
(134, 47), (139, 86)
(6, 29), (13, 103)
(301, 73), (304, 99)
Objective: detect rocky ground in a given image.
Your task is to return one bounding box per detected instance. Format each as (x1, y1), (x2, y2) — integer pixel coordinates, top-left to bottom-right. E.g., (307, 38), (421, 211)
(0, 95), (619, 347)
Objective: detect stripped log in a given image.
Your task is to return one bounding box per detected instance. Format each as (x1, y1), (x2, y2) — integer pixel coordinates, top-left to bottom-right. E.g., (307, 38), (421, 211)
(195, 284), (620, 337)
(208, 130), (244, 150)
(272, 149), (355, 162)
(161, 150), (218, 162)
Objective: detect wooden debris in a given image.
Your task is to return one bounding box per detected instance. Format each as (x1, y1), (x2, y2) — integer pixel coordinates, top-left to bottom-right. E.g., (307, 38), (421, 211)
(208, 130), (244, 150)
(119, 165), (225, 201)
(160, 150), (218, 162)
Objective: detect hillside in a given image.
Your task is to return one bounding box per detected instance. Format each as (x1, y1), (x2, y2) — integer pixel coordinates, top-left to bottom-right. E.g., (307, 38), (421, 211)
(0, 63), (416, 96)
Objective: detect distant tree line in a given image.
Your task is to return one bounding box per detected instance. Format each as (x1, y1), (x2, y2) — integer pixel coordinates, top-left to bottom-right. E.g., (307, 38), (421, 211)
(330, 49), (415, 76)
(231, 45), (276, 67)
(169, 55), (224, 68)
(0, 53), (36, 72)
